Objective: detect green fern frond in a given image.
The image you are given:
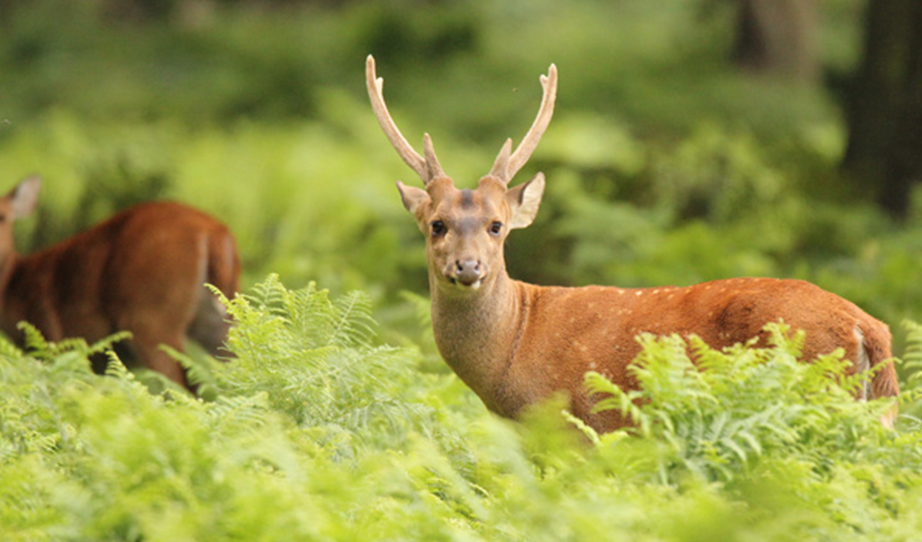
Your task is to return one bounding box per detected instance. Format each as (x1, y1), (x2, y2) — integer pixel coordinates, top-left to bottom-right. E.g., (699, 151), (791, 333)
(86, 331), (132, 356)
(583, 323), (894, 486)
(838, 352), (891, 397)
(585, 371), (645, 427)
(104, 350), (133, 380)
(205, 282), (231, 307)
(207, 393), (272, 428)
(400, 290), (433, 329)
(398, 289), (435, 337)
(562, 410), (601, 445)
(248, 273), (289, 314)
(329, 291), (376, 347)
(161, 344), (219, 399)
(0, 334), (24, 360)
(898, 386), (922, 405)
(208, 275), (438, 447)
(584, 370), (625, 403)
(17, 322), (52, 359)
(15, 322), (131, 362)
(763, 321), (805, 360)
(54, 337), (92, 355)
(902, 320), (922, 389)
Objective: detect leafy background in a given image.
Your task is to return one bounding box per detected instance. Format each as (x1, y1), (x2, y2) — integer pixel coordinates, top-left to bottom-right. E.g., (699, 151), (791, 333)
(3, 0), (922, 539)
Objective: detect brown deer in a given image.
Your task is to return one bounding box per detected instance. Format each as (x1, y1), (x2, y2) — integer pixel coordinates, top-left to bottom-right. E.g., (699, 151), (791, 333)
(0, 176), (240, 388)
(366, 55), (900, 432)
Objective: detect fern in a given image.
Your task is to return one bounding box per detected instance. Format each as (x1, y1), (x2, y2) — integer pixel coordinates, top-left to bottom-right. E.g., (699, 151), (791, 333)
(585, 321), (899, 484)
(14, 322), (131, 364)
(86, 331), (132, 357)
(0, 334), (24, 360)
(210, 276), (437, 454)
(103, 350), (133, 380)
(400, 289), (435, 343)
(7, 281), (922, 541)
(16, 322), (53, 360)
(330, 290), (377, 347)
(903, 320), (922, 389)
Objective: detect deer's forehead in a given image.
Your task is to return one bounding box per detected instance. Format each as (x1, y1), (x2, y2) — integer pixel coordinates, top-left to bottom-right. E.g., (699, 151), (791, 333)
(426, 178), (507, 219)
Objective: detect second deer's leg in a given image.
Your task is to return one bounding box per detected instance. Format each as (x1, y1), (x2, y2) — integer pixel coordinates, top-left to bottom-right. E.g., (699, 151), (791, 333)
(187, 285), (233, 358)
(126, 326), (190, 387)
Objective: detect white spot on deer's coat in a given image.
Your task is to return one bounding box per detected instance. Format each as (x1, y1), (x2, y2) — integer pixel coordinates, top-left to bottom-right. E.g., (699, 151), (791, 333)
(635, 291), (643, 296)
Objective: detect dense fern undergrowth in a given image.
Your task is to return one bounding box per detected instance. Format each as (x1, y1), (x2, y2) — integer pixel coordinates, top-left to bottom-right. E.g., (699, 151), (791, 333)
(4, 276), (922, 541)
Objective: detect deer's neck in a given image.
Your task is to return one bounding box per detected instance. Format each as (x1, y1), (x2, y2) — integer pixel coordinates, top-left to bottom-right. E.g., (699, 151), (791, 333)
(429, 271), (529, 414)
(0, 251), (20, 334)
(0, 250), (17, 303)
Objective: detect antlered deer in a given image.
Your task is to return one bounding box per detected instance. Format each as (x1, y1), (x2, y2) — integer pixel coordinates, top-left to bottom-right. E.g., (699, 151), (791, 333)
(0, 176), (240, 387)
(366, 55), (900, 432)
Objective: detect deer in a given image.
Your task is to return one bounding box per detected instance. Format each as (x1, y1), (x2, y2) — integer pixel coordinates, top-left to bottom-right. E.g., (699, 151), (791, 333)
(0, 176), (240, 388)
(365, 55), (900, 432)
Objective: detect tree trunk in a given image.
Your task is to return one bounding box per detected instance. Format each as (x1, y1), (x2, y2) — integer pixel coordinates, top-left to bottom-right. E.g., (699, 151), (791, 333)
(732, 0), (819, 82)
(843, 0), (922, 219)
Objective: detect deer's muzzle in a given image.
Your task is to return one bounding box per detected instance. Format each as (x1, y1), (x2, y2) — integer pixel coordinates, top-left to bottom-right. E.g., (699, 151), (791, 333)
(448, 259), (484, 289)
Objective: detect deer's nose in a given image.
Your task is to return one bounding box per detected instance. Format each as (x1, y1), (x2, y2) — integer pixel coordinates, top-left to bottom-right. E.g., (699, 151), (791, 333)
(454, 259), (483, 286)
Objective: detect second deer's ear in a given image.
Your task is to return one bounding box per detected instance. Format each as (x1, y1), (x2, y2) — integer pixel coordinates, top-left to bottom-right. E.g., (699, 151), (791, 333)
(506, 173), (545, 229)
(9, 176), (41, 220)
(396, 181), (430, 213)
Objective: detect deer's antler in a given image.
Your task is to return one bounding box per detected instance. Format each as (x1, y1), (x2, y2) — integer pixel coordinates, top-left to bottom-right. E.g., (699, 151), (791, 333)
(366, 55), (445, 186)
(489, 64), (557, 185)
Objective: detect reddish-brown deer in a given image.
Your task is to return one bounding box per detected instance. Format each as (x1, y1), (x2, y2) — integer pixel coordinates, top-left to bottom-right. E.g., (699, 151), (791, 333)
(0, 176), (240, 387)
(366, 55), (900, 432)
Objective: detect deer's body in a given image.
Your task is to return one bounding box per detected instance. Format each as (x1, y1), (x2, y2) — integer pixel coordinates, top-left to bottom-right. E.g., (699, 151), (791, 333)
(0, 178), (240, 387)
(366, 56), (899, 432)
(436, 274), (895, 432)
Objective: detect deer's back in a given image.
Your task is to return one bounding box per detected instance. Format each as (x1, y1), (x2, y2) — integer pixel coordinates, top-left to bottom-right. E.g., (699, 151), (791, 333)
(1, 201), (236, 345)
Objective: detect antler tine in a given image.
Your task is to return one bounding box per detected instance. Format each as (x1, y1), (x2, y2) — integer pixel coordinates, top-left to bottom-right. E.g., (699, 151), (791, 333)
(422, 133), (446, 181)
(488, 138), (513, 180)
(366, 55), (444, 185)
(491, 64), (558, 185)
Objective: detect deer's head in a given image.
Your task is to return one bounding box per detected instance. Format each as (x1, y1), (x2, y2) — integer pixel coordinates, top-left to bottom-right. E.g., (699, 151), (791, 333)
(366, 55), (556, 294)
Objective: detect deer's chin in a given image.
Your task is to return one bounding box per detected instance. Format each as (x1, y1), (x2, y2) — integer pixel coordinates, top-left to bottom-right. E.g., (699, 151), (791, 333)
(444, 275), (484, 292)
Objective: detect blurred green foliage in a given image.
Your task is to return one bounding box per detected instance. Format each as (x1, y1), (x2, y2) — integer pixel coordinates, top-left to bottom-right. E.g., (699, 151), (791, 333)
(3, 1), (922, 538)
(3, 1), (918, 338)
(4, 277), (922, 540)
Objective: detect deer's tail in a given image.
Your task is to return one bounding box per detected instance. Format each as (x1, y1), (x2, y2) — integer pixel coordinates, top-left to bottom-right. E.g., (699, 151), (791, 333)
(860, 321), (900, 428)
(206, 229), (241, 301)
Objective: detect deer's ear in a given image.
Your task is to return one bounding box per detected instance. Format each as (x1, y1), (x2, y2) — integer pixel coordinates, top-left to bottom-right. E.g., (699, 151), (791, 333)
(396, 181), (430, 214)
(506, 173), (545, 229)
(8, 176), (41, 220)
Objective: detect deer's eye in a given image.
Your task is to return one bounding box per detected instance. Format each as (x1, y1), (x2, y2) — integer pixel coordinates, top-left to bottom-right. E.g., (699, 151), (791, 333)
(489, 221), (503, 236)
(431, 220), (447, 237)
